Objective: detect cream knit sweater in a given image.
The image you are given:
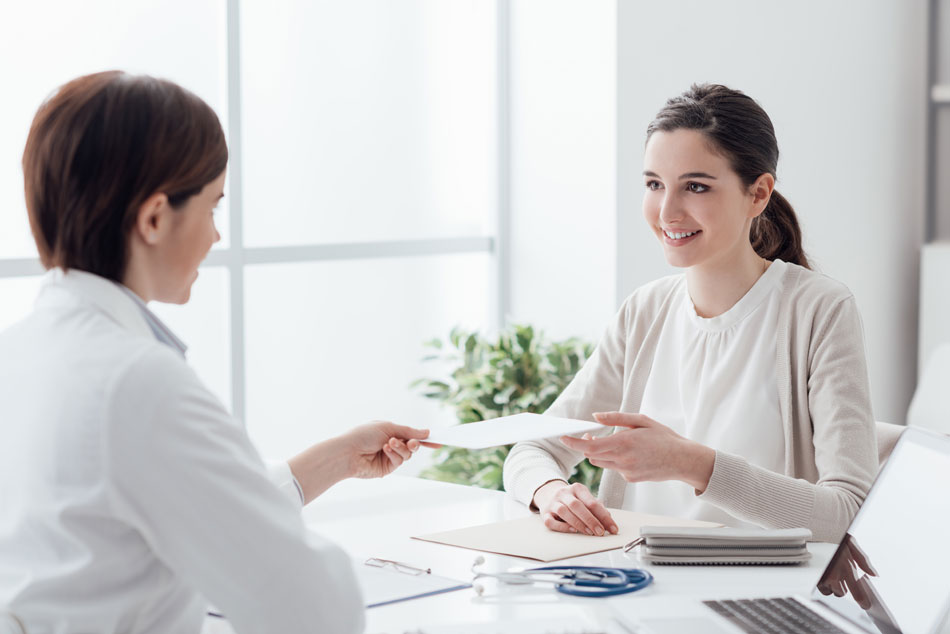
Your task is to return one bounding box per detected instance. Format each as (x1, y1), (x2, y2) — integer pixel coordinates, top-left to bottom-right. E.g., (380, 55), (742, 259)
(503, 263), (878, 543)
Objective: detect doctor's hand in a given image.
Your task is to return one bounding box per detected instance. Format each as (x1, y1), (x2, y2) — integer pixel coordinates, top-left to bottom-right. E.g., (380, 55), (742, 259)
(289, 422), (431, 504)
(340, 421), (431, 480)
(532, 480), (618, 536)
(559, 412), (715, 493)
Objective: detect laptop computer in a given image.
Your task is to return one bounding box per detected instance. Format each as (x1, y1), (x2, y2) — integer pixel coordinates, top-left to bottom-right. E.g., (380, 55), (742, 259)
(611, 427), (950, 634)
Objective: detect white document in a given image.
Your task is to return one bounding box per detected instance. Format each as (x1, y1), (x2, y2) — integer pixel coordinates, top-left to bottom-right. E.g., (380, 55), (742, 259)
(424, 413), (602, 449)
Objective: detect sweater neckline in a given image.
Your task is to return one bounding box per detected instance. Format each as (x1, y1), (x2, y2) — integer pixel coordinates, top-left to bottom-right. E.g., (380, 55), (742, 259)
(685, 259), (787, 332)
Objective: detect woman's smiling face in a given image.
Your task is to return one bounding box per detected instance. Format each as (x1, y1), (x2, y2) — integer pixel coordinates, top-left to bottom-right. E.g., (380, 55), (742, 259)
(642, 129), (762, 270)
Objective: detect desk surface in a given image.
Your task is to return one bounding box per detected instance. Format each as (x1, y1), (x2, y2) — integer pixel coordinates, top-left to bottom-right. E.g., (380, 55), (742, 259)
(301, 475), (837, 633)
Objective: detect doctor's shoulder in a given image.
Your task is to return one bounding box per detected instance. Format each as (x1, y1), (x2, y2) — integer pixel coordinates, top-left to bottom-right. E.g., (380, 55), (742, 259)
(103, 343), (229, 436)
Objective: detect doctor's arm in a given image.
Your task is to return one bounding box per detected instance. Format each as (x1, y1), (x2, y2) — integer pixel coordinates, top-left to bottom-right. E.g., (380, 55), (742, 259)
(288, 421), (430, 504)
(108, 349), (365, 634)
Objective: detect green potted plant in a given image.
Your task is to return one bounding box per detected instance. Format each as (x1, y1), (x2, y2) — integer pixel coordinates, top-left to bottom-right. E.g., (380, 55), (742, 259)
(412, 324), (602, 494)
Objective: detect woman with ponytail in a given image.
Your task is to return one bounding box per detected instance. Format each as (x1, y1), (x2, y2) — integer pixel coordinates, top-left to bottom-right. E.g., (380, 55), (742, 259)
(503, 84), (877, 544)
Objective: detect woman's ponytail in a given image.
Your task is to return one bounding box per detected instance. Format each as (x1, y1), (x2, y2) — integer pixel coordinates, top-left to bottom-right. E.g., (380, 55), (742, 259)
(751, 189), (810, 269)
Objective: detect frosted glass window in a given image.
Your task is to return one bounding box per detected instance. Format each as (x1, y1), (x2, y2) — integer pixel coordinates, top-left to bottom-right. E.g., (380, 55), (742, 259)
(240, 0), (496, 247)
(150, 267), (232, 413)
(0, 276), (43, 333)
(0, 0), (230, 259)
(244, 254), (491, 460)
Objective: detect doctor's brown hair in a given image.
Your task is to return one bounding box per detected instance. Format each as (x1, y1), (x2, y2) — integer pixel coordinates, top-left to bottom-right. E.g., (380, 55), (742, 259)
(22, 71), (228, 282)
(646, 83), (810, 269)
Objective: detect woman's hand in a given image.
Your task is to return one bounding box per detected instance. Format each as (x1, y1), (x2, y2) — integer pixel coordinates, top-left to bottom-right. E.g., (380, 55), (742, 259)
(532, 480), (618, 536)
(559, 412), (715, 493)
(340, 421), (432, 480)
(817, 535), (880, 610)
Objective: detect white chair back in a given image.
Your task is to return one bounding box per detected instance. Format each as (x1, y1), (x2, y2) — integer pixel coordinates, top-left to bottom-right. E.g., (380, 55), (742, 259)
(875, 420), (905, 468)
(908, 342), (950, 435)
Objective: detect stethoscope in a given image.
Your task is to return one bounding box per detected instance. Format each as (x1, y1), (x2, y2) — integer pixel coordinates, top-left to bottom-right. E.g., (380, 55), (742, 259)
(470, 556), (653, 598)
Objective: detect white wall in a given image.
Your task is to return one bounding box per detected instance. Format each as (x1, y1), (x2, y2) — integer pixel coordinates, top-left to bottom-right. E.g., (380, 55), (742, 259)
(508, 0), (617, 344)
(617, 0), (928, 424)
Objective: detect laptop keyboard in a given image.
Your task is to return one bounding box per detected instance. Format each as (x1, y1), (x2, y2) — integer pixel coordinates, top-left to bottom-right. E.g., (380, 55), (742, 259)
(703, 598), (849, 634)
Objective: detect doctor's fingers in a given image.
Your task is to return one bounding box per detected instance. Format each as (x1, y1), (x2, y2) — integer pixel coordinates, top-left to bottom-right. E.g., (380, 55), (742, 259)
(382, 444), (404, 468)
(382, 423), (431, 441)
(385, 438), (413, 460)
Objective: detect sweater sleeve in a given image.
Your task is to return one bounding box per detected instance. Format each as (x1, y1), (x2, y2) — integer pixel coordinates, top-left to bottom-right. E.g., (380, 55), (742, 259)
(697, 296), (878, 543)
(503, 301), (629, 507)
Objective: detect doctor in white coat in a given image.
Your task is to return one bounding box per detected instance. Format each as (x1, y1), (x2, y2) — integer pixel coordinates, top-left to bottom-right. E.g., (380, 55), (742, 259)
(0, 71), (429, 633)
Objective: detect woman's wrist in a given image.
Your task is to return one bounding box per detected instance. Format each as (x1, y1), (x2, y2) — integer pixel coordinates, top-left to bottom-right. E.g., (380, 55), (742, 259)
(531, 479), (568, 510)
(678, 440), (715, 494)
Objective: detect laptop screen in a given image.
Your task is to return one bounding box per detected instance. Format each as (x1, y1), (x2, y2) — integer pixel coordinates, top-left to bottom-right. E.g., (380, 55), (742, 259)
(811, 428), (950, 634)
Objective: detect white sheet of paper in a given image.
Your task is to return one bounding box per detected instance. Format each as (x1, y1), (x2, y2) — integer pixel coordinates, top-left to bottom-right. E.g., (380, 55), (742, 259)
(413, 510), (722, 562)
(424, 413), (602, 449)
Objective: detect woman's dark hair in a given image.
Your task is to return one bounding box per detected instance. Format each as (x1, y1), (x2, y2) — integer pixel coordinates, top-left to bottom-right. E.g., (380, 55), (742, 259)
(22, 71), (229, 282)
(646, 83), (810, 269)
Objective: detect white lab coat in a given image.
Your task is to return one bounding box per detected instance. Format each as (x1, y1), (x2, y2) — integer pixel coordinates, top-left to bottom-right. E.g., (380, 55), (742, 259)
(0, 269), (364, 634)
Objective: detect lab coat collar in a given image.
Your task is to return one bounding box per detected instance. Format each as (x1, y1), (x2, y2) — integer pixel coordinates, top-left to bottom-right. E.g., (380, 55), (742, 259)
(36, 268), (188, 357)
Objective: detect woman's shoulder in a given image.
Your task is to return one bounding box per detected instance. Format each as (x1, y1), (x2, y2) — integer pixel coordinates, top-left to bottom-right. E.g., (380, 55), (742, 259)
(782, 261), (856, 308)
(608, 274), (686, 343)
(779, 263), (866, 345)
(620, 273), (685, 313)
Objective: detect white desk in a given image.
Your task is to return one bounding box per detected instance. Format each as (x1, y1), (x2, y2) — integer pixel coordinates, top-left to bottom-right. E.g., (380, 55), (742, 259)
(300, 475), (837, 633)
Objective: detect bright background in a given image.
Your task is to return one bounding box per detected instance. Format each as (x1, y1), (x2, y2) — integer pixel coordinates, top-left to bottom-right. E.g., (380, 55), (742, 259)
(1, 1), (946, 464)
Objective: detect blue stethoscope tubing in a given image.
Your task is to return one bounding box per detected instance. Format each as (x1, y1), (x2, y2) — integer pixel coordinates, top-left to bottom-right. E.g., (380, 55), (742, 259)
(532, 566), (653, 597)
(474, 564), (653, 597)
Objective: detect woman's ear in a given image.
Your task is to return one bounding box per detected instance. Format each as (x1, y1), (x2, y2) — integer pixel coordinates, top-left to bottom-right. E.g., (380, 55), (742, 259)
(134, 192), (170, 246)
(749, 173), (775, 219)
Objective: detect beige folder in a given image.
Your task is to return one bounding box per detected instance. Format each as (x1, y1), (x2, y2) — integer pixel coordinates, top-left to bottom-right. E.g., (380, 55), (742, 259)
(412, 509), (721, 562)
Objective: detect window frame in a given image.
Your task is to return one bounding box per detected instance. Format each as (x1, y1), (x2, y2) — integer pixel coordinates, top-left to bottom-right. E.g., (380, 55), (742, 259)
(0, 0), (512, 424)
